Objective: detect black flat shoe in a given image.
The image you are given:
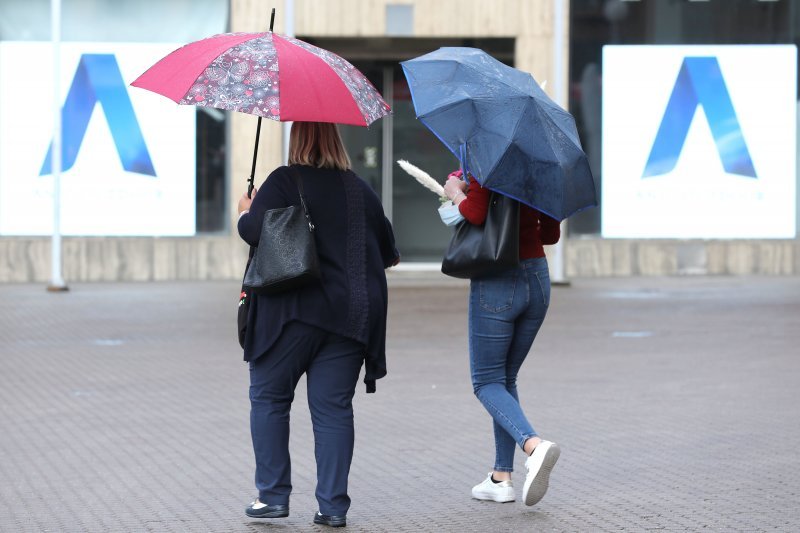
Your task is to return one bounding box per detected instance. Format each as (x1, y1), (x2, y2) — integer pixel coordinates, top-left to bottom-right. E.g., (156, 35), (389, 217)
(313, 511), (346, 527)
(245, 500), (289, 518)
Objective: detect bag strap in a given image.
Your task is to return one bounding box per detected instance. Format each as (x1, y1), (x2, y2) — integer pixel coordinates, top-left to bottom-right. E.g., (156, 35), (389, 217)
(287, 165), (315, 232)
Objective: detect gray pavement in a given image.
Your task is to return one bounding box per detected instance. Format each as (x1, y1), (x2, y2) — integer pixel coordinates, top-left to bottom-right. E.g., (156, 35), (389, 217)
(1, 276), (799, 532)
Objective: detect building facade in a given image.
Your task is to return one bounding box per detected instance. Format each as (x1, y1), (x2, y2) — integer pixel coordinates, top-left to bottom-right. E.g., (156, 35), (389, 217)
(0, 0), (798, 282)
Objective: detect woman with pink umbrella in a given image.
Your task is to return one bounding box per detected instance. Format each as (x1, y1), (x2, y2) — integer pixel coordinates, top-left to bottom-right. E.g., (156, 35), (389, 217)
(133, 21), (398, 527)
(237, 120), (399, 527)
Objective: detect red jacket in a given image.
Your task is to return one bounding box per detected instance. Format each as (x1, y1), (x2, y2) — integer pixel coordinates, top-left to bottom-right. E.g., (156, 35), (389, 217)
(456, 175), (560, 259)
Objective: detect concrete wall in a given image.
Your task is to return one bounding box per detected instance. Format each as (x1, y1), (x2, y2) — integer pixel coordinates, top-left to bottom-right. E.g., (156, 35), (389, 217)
(565, 239), (800, 277)
(0, 236), (244, 282)
(5, 235), (799, 283)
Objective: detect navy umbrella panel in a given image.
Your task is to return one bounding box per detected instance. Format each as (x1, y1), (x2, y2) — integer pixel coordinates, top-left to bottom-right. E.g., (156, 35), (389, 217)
(401, 47), (597, 221)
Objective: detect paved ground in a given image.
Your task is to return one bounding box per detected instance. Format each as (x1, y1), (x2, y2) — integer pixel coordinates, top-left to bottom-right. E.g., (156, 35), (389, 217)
(1, 275), (799, 532)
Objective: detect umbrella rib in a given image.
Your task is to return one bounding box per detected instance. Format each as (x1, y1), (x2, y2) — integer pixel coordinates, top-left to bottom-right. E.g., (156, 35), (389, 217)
(457, 60), (532, 95)
(483, 186), (561, 222)
(418, 116), (461, 161)
(457, 60), (571, 126)
(473, 99), (530, 181)
(416, 95), (476, 119)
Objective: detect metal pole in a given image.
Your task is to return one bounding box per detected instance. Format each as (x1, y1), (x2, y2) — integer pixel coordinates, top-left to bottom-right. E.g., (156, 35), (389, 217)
(282, 0), (295, 165)
(381, 66), (394, 221)
(48, 0), (67, 292)
(550, 0), (569, 286)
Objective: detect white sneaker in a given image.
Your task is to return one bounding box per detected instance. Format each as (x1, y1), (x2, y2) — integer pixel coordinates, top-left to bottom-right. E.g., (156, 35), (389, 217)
(522, 440), (560, 506)
(471, 473), (515, 503)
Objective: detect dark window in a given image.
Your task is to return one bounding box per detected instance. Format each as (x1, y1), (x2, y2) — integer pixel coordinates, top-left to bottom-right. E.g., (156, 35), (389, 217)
(195, 108), (227, 233)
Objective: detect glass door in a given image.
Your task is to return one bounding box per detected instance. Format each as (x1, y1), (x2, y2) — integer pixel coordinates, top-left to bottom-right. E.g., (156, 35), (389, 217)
(390, 64), (456, 261)
(341, 61), (456, 261)
(339, 63), (385, 198)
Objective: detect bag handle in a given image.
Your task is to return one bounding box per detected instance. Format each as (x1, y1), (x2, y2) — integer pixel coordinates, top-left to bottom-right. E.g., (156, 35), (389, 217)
(288, 165), (316, 233)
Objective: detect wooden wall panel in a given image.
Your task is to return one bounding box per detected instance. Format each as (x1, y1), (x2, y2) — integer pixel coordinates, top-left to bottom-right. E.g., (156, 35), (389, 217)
(289, 0), (554, 38)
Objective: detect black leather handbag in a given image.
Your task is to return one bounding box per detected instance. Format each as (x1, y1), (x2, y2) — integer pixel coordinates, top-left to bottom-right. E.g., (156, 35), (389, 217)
(441, 191), (520, 279)
(243, 168), (321, 295)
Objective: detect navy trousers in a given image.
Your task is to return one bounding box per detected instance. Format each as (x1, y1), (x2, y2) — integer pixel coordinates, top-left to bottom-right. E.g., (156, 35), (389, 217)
(249, 321), (364, 516)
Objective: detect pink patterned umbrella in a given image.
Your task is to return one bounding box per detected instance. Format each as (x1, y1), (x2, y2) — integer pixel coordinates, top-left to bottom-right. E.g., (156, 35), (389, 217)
(131, 31), (391, 127)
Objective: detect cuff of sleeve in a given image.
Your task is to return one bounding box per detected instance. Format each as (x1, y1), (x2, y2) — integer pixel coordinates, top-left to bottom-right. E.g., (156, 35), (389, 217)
(238, 210), (249, 221)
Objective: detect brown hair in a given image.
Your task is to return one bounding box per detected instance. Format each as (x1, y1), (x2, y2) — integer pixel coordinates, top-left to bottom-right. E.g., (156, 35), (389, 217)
(288, 122), (351, 170)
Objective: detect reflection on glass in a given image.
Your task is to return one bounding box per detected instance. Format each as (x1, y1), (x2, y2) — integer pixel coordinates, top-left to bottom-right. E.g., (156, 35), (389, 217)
(196, 107), (226, 233)
(342, 62), (456, 261)
(391, 66), (457, 261)
(340, 64), (384, 196)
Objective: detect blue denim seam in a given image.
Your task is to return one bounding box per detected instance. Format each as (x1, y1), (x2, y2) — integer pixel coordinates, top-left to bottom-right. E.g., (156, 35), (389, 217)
(481, 392), (533, 450)
(493, 420), (511, 472)
(523, 270), (531, 308)
(533, 270), (550, 307)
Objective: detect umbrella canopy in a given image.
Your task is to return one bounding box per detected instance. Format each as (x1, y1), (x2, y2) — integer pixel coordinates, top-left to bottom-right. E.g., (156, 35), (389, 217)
(401, 47), (596, 221)
(132, 32), (390, 127)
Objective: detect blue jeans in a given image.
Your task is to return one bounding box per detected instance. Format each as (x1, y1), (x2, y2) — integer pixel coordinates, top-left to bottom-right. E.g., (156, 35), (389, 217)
(469, 257), (551, 472)
(249, 321), (364, 516)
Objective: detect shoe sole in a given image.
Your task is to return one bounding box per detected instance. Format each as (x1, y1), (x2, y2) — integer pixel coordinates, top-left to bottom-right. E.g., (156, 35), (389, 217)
(472, 493), (515, 503)
(523, 443), (560, 506)
(313, 518), (346, 527)
(245, 510), (289, 519)
(471, 489), (515, 503)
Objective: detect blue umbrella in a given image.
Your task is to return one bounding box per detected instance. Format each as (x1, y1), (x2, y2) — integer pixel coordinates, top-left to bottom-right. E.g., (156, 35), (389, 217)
(400, 47), (597, 221)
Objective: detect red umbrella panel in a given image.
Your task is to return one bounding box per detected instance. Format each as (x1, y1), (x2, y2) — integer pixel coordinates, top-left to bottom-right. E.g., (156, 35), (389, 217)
(131, 32), (390, 127)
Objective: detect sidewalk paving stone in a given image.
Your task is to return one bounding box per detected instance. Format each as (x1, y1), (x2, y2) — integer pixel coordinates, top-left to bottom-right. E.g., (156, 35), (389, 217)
(1, 276), (799, 532)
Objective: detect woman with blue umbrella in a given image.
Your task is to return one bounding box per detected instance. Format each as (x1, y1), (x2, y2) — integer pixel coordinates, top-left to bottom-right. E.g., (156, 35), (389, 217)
(442, 168), (562, 506)
(403, 47), (597, 506)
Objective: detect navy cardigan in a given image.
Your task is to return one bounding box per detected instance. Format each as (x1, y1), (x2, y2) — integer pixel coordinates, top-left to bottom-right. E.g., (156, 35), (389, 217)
(238, 165), (399, 392)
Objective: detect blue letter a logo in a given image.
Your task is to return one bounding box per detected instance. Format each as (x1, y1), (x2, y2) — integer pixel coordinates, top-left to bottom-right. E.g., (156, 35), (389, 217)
(643, 56), (756, 178)
(41, 54), (156, 176)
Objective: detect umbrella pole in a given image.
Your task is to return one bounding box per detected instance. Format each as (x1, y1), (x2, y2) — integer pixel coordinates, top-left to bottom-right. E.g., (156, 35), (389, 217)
(247, 116), (262, 198)
(247, 7), (276, 198)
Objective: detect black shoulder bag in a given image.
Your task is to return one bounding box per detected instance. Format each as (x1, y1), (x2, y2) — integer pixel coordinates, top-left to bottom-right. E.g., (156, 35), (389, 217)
(237, 247), (254, 349)
(238, 167), (322, 347)
(440, 191), (520, 279)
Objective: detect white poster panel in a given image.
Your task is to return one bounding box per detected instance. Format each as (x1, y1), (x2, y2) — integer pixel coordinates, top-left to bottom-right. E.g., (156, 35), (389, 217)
(0, 42), (195, 236)
(602, 45), (797, 239)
